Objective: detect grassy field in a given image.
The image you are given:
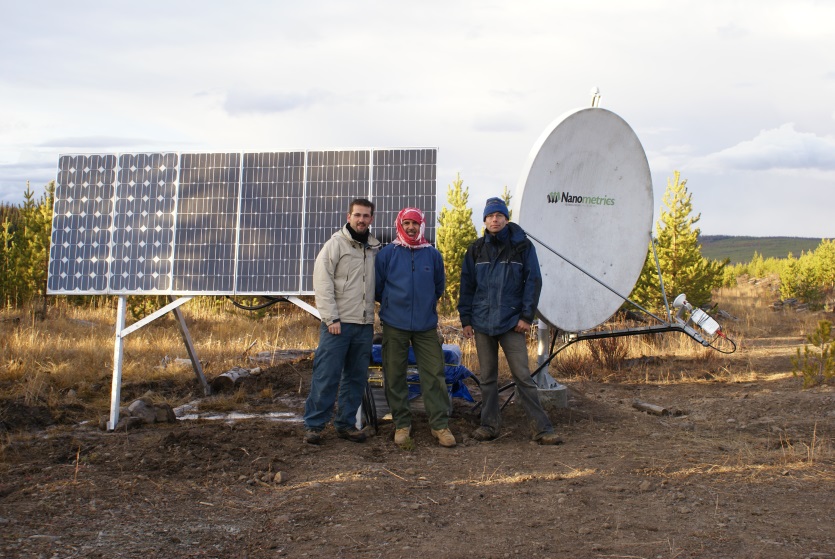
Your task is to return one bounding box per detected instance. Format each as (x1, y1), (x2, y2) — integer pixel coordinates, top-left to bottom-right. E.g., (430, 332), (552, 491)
(2, 285), (834, 558)
(700, 235), (824, 264)
(0, 282), (822, 419)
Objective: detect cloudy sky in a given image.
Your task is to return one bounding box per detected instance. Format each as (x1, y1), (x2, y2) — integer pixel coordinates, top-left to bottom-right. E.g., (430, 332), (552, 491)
(1, 0), (833, 237)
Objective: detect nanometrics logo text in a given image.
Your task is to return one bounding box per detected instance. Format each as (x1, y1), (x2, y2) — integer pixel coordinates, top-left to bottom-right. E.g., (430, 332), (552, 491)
(546, 192), (616, 206)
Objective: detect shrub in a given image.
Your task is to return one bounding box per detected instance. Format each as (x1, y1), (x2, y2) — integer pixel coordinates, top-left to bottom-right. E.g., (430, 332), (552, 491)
(791, 319), (835, 388)
(586, 336), (628, 371)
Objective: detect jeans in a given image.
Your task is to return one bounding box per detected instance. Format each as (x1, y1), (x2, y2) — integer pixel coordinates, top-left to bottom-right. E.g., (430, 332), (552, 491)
(474, 329), (554, 439)
(381, 323), (449, 430)
(304, 322), (372, 432)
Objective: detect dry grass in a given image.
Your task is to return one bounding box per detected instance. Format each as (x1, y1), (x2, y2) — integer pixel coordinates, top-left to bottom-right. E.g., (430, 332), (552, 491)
(1, 284), (832, 491)
(0, 282), (829, 414)
(439, 282), (827, 385)
(0, 298), (320, 415)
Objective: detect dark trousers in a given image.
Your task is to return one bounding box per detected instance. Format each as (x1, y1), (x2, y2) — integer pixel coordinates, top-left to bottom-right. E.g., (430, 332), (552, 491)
(382, 323), (449, 430)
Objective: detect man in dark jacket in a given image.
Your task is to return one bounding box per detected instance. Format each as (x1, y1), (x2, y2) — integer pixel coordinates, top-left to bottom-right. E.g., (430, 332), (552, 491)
(375, 207), (456, 448)
(458, 197), (562, 445)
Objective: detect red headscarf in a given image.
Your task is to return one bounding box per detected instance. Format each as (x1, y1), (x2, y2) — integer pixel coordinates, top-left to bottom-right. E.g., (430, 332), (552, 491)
(392, 207), (431, 248)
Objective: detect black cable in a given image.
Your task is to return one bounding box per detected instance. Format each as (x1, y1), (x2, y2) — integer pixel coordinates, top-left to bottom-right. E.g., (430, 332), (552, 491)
(707, 334), (737, 354)
(224, 295), (287, 311)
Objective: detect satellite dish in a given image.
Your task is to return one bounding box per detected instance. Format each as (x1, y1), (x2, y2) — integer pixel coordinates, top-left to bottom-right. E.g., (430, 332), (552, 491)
(513, 107), (653, 332)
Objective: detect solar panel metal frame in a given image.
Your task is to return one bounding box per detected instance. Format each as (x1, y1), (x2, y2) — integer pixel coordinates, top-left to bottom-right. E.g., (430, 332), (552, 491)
(47, 148), (437, 296)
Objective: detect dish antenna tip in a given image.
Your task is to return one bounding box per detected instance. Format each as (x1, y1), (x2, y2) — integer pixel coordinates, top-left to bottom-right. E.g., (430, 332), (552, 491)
(590, 86), (601, 107)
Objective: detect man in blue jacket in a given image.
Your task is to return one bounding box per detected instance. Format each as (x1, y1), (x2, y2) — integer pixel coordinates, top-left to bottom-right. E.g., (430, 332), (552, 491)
(375, 207), (456, 448)
(458, 197), (562, 445)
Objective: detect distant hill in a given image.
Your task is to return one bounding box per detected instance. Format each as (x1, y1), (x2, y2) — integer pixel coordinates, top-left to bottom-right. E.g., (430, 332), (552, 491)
(700, 235), (826, 264)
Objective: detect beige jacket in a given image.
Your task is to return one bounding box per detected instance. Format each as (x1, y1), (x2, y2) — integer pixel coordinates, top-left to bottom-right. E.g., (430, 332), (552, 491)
(313, 225), (380, 325)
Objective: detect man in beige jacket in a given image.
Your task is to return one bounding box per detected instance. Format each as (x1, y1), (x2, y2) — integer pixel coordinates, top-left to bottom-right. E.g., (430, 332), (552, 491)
(303, 198), (380, 444)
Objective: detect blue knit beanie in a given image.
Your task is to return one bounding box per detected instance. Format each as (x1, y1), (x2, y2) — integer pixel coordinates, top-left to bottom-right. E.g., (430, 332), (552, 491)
(483, 197), (509, 221)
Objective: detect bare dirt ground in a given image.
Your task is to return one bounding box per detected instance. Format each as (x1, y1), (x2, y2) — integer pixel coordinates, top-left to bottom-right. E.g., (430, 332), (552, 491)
(1, 331), (834, 559)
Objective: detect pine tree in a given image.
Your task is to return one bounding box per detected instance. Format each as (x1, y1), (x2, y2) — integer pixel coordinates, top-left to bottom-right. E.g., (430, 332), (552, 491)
(0, 218), (16, 307)
(631, 171), (725, 314)
(780, 251), (824, 308)
(12, 181), (55, 315)
(812, 239), (835, 291)
(501, 185), (513, 221)
(436, 173), (477, 314)
(0, 202), (22, 306)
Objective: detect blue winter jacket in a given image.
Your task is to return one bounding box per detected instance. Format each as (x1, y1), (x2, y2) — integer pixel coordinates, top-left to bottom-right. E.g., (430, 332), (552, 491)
(375, 243), (445, 332)
(458, 222), (542, 336)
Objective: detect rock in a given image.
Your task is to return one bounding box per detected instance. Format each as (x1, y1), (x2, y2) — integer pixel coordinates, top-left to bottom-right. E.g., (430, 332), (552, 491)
(102, 400), (178, 430)
(274, 471), (287, 484)
(114, 416), (145, 431)
(154, 403), (177, 423)
(127, 399), (157, 424)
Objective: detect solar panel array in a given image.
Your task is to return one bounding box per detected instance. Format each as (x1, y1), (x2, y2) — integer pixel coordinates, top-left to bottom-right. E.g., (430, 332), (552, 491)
(47, 148), (437, 295)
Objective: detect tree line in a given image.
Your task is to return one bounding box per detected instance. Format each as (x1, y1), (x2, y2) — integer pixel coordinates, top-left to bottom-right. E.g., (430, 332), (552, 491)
(1, 182), (54, 314)
(2, 173), (831, 318)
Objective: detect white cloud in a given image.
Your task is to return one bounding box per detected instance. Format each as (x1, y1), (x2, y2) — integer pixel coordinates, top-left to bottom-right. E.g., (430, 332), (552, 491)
(37, 137), (160, 150)
(716, 22), (749, 40)
(2, 1), (835, 237)
(223, 90), (327, 116)
(472, 112), (526, 133)
(691, 124), (835, 173)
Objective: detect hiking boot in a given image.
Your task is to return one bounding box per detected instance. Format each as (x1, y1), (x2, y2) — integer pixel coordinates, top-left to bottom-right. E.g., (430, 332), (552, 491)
(394, 426), (411, 446)
(304, 430), (323, 445)
(472, 426), (497, 441)
(536, 432), (564, 445)
(336, 427), (368, 443)
(431, 428), (457, 448)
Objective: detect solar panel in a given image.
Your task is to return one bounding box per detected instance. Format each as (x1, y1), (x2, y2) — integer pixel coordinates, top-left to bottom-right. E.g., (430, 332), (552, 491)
(373, 148), (437, 246)
(48, 154), (117, 293)
(237, 151), (305, 294)
(110, 153), (177, 293)
(172, 152), (241, 293)
(47, 148), (437, 296)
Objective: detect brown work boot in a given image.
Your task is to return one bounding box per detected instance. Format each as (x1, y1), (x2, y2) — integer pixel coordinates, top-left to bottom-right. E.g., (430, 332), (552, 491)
(431, 428), (457, 448)
(303, 430), (323, 445)
(394, 426), (411, 445)
(472, 426), (497, 441)
(536, 432), (564, 445)
(335, 427), (367, 443)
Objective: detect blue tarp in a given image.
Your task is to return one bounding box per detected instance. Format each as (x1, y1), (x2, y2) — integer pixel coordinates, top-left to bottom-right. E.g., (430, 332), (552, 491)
(371, 343), (475, 402)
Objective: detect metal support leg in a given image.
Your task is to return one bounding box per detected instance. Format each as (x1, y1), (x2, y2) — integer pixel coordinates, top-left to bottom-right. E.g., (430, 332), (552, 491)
(108, 296), (127, 430)
(170, 297), (211, 396)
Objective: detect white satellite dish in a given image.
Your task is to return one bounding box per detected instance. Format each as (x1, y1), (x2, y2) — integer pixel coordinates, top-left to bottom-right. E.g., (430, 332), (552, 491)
(514, 107), (653, 332)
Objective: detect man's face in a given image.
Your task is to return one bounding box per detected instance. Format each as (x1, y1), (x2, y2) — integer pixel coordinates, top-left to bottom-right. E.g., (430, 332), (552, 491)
(401, 218), (420, 240)
(484, 212), (508, 234)
(348, 204), (373, 233)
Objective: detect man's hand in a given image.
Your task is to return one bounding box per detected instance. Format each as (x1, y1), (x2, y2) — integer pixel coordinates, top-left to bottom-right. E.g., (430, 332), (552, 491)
(513, 320), (531, 334)
(462, 325), (474, 339)
(328, 322), (342, 335)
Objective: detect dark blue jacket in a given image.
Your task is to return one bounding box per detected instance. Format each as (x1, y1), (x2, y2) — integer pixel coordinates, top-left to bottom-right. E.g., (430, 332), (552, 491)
(458, 222), (542, 336)
(375, 243), (445, 332)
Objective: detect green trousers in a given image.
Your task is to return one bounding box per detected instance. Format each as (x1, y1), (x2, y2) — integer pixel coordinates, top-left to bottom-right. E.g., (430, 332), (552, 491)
(381, 323), (449, 430)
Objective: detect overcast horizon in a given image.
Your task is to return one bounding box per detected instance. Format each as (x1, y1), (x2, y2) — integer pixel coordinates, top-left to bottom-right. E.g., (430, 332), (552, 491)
(2, 1), (833, 238)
